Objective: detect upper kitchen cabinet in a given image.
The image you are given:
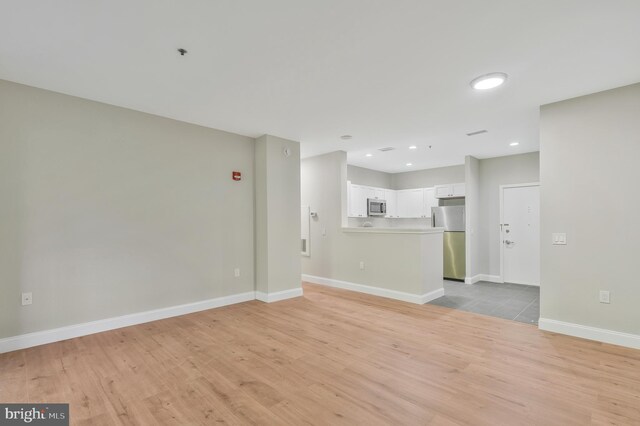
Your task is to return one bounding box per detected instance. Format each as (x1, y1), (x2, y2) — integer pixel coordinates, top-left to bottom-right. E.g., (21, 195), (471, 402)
(434, 183), (465, 199)
(422, 187), (438, 217)
(348, 183), (381, 218)
(347, 181), (459, 218)
(397, 189), (424, 218)
(348, 183), (368, 217)
(385, 189), (398, 218)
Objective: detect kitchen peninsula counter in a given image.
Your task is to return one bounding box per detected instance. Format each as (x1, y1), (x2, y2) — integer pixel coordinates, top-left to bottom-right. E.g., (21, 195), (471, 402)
(302, 226), (445, 304)
(342, 227), (444, 234)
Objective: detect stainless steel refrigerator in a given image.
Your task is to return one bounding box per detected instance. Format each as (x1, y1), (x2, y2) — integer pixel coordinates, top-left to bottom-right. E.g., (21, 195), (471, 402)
(432, 206), (466, 281)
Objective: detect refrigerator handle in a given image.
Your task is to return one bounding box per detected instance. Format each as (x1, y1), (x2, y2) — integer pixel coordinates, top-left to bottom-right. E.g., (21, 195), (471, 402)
(431, 215), (435, 228)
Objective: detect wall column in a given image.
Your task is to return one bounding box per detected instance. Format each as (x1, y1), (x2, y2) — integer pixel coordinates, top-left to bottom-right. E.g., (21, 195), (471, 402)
(254, 135), (302, 302)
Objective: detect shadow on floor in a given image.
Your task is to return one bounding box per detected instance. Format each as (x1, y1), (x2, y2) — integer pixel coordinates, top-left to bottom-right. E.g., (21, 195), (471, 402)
(429, 280), (540, 325)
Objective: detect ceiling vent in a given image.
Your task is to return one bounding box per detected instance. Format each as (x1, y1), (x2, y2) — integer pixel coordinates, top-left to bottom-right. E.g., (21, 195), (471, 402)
(466, 130), (488, 136)
(378, 147), (395, 152)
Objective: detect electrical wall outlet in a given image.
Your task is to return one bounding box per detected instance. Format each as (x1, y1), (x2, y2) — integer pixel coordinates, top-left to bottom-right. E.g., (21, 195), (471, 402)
(234, 268), (240, 278)
(599, 290), (610, 304)
(359, 261), (365, 270)
(22, 292), (32, 306)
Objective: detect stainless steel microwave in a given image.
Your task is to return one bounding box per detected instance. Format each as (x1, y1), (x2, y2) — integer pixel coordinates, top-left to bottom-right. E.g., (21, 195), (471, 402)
(367, 198), (387, 216)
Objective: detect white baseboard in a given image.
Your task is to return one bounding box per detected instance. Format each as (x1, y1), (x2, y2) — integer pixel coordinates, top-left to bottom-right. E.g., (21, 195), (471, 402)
(465, 274), (504, 284)
(0, 291), (256, 354)
(302, 274), (444, 305)
(418, 287), (445, 304)
(255, 287), (303, 303)
(539, 318), (640, 350)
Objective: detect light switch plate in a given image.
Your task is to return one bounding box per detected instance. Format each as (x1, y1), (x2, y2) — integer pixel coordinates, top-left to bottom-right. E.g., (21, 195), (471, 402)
(552, 233), (567, 245)
(599, 290), (610, 304)
(234, 268), (240, 278)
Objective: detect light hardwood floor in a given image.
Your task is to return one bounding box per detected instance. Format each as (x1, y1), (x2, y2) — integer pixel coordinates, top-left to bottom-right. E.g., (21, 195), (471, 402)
(1, 283), (639, 425)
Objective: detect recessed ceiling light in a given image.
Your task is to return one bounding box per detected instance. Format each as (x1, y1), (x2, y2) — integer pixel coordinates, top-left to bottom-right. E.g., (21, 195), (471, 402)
(409, 145), (417, 150)
(340, 135), (353, 140)
(470, 72), (508, 90)
(406, 163), (413, 167)
(365, 153), (373, 157)
(510, 141), (520, 146)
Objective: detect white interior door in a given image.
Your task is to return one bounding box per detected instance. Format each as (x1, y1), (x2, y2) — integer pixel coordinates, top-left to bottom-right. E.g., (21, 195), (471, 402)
(502, 185), (540, 285)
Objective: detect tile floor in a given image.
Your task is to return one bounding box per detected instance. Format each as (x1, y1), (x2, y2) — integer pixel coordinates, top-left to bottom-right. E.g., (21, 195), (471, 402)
(429, 280), (540, 324)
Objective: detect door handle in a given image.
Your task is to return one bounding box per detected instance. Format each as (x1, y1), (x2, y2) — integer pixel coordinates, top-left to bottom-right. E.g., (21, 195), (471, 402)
(505, 240), (515, 245)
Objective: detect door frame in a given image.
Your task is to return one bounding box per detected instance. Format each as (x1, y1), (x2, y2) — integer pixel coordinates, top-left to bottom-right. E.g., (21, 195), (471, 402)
(499, 182), (540, 284)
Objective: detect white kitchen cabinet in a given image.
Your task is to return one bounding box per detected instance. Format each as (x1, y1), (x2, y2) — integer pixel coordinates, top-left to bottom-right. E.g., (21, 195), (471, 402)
(364, 187), (376, 207)
(422, 187), (438, 218)
(434, 185), (451, 198)
(452, 183), (465, 197)
(397, 189), (423, 218)
(348, 182), (459, 219)
(357, 185), (371, 217)
(352, 185), (367, 217)
(385, 189), (398, 218)
(434, 183), (466, 199)
(348, 184), (374, 217)
(396, 190), (409, 218)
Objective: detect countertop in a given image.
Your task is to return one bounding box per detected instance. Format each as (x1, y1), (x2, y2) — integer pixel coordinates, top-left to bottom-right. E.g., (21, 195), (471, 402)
(341, 227), (444, 234)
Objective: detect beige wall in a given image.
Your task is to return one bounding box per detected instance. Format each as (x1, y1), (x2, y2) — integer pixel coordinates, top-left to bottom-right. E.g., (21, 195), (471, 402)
(392, 164), (465, 189)
(348, 163), (465, 190)
(301, 152), (346, 278)
(347, 165), (393, 188)
(0, 79), (256, 339)
(477, 152), (540, 278)
(255, 135), (301, 295)
(540, 83), (640, 336)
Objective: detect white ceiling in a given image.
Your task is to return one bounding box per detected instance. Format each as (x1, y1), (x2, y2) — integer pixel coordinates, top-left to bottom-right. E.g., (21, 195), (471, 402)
(1, 1), (639, 173)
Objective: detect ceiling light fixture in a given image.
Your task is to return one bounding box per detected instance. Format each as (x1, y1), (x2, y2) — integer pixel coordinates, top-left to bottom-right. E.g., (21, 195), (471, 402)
(365, 153), (373, 157)
(470, 72), (507, 90)
(406, 163), (413, 167)
(340, 135), (353, 140)
(409, 145), (417, 150)
(510, 141), (520, 146)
